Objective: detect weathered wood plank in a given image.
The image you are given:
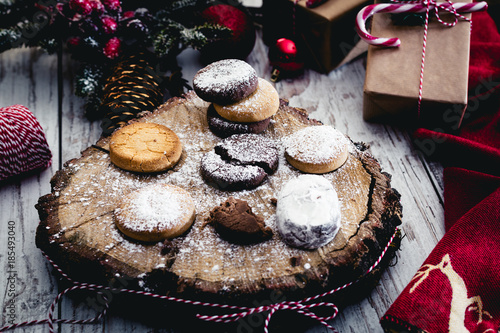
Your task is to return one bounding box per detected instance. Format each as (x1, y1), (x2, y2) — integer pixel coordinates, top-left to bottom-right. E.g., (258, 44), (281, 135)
(0, 47), (60, 332)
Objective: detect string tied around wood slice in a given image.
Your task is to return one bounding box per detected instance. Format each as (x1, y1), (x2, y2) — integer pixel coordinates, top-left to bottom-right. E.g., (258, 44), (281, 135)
(0, 229), (399, 333)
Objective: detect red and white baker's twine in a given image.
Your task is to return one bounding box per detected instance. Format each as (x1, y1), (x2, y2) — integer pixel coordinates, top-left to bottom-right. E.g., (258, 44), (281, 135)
(0, 230), (399, 333)
(0, 105), (52, 181)
(356, 0), (487, 116)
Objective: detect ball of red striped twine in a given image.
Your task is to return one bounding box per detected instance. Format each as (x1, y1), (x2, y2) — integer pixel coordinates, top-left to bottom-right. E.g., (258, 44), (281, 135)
(0, 104), (52, 182)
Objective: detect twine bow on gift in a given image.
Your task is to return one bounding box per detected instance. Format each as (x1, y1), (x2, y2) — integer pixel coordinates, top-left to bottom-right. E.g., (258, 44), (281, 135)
(356, 0), (488, 116)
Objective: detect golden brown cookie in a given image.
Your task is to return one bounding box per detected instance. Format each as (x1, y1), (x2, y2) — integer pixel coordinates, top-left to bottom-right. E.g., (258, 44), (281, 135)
(114, 184), (196, 242)
(213, 78), (279, 123)
(284, 125), (349, 174)
(109, 122), (182, 173)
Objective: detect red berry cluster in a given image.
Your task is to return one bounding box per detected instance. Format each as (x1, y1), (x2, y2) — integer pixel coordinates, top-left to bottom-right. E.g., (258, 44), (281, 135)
(57, 0), (152, 61)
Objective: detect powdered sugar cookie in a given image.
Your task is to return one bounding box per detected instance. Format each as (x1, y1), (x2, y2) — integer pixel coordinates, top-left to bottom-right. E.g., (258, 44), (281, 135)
(114, 184), (196, 242)
(284, 125), (349, 174)
(214, 78), (279, 123)
(276, 175), (341, 249)
(109, 122), (182, 173)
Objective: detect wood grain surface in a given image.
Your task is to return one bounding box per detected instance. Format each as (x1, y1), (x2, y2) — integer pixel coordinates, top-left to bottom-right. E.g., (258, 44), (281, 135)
(0, 29), (446, 333)
(35, 90), (401, 308)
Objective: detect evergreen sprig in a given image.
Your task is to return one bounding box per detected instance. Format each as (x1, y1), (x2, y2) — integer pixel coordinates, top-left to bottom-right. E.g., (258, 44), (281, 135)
(0, 28), (21, 53)
(75, 64), (105, 98)
(0, 0), (241, 120)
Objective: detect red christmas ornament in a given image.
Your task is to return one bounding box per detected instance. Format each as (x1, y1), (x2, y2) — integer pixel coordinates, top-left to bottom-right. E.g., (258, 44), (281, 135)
(199, 4), (256, 64)
(268, 38), (304, 82)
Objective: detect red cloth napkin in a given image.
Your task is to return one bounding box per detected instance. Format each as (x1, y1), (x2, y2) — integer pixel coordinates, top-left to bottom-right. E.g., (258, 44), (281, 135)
(380, 10), (500, 333)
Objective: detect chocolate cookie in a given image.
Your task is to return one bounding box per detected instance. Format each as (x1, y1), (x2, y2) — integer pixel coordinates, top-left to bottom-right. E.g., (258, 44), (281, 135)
(206, 197), (272, 244)
(201, 150), (267, 191)
(201, 134), (279, 191)
(207, 104), (271, 138)
(193, 59), (258, 105)
(215, 134), (279, 174)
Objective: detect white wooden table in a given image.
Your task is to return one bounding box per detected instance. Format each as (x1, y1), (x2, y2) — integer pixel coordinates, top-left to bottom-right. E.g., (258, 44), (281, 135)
(0, 29), (445, 332)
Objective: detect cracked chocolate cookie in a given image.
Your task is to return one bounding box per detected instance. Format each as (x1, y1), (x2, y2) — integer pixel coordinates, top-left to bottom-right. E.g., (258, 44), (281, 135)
(201, 134), (279, 191)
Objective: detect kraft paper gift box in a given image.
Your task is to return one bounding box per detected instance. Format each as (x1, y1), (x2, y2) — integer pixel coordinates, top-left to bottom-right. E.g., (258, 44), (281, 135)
(363, 0), (472, 128)
(263, 0), (371, 73)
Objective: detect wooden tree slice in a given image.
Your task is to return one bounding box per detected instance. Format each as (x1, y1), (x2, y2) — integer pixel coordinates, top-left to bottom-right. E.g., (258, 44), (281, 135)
(36, 92), (402, 306)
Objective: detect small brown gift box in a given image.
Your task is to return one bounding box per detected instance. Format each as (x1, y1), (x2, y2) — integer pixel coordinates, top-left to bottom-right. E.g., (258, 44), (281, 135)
(263, 0), (371, 73)
(363, 1), (472, 127)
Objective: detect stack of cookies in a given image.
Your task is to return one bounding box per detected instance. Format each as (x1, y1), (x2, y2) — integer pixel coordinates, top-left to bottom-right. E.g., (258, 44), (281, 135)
(193, 59), (279, 138)
(106, 59), (351, 249)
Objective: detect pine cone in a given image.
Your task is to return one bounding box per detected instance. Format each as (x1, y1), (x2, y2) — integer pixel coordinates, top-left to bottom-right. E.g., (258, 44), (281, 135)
(100, 53), (163, 136)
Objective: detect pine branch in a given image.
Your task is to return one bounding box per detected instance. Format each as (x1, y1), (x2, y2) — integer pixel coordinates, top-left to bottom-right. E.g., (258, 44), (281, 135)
(181, 23), (232, 50)
(193, 22), (232, 46)
(152, 20), (231, 58)
(75, 63), (105, 98)
(167, 0), (199, 12)
(0, 27), (21, 52)
(0, 8), (55, 52)
(75, 63), (108, 119)
(152, 22), (182, 58)
(0, 0), (40, 29)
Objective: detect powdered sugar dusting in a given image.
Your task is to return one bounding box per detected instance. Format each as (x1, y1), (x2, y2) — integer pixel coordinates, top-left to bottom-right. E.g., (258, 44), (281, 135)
(216, 133), (279, 173)
(114, 184), (193, 233)
(194, 59), (256, 93)
(284, 125), (348, 164)
(201, 149), (264, 184)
